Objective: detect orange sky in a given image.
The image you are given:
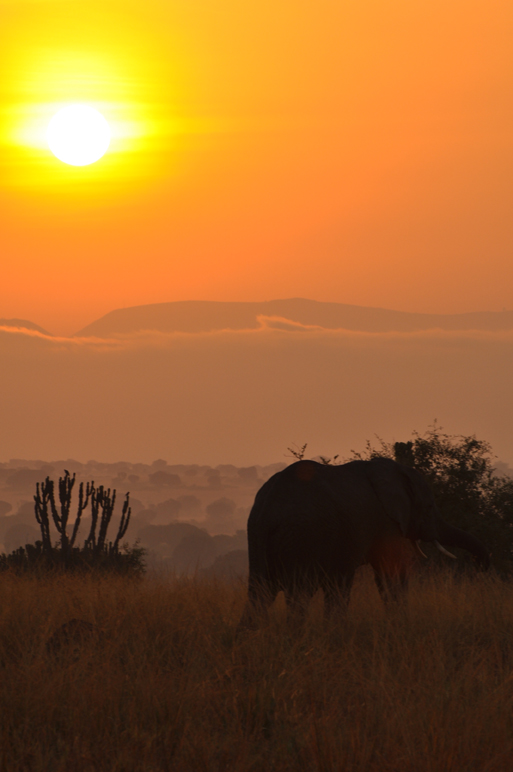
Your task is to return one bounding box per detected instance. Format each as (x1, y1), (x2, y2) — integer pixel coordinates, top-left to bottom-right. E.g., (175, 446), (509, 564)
(2, 0), (513, 335)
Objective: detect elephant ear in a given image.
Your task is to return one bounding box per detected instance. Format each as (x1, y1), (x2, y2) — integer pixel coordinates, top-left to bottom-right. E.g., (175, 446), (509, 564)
(369, 460), (438, 540)
(369, 462), (412, 536)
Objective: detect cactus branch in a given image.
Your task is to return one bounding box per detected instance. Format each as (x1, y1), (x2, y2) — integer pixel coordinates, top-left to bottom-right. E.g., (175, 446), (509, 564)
(34, 479), (52, 552)
(113, 493), (131, 553)
(70, 481), (93, 548)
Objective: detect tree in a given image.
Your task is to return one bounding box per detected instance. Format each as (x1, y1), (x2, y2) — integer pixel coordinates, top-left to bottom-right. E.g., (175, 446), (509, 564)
(352, 424), (513, 567)
(0, 470), (144, 575)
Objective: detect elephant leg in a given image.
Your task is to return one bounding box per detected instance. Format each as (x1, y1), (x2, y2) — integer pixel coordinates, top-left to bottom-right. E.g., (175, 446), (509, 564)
(370, 537), (415, 603)
(372, 568), (408, 603)
(322, 572), (354, 622)
(237, 576), (277, 632)
(284, 585), (314, 629)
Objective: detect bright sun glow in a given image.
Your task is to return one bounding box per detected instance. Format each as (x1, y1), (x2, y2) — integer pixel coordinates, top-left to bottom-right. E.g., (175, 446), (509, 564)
(47, 105), (111, 166)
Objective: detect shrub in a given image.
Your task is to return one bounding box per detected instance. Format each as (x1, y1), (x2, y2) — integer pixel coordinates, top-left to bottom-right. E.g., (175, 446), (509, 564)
(352, 424), (513, 569)
(0, 470), (145, 575)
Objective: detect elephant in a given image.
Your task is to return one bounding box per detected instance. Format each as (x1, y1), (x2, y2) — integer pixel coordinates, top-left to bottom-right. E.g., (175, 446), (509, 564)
(239, 458), (490, 627)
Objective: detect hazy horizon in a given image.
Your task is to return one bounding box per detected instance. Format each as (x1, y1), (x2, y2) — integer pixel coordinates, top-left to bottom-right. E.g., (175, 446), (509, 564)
(5, 296), (513, 340)
(2, 315), (512, 467)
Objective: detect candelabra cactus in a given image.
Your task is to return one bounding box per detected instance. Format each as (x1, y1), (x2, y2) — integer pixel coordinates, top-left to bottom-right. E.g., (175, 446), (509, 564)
(26, 470), (140, 573)
(35, 471), (93, 556)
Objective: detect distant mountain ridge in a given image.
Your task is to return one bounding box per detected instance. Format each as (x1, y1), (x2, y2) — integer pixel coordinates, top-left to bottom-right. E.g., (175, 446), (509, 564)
(73, 299), (513, 338)
(0, 318), (52, 336)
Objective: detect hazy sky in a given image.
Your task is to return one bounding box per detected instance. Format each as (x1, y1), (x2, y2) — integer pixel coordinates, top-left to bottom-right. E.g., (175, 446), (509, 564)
(2, 1), (513, 335)
(3, 323), (513, 465)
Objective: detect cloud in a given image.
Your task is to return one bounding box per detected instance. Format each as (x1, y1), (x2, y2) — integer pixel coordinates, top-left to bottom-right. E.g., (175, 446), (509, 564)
(6, 314), (513, 346)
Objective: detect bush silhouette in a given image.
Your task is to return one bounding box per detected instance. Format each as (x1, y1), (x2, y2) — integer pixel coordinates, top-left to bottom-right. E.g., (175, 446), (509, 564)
(353, 425), (513, 569)
(0, 470), (144, 575)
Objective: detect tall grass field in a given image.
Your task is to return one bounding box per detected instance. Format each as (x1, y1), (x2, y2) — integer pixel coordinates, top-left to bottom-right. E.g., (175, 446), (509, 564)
(0, 569), (512, 771)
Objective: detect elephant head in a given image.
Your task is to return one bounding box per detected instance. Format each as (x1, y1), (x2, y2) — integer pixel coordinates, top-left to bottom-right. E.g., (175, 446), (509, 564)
(367, 458), (490, 569)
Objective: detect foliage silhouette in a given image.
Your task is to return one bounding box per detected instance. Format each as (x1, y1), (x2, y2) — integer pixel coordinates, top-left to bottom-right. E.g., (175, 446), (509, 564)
(352, 424), (513, 569)
(0, 470), (144, 575)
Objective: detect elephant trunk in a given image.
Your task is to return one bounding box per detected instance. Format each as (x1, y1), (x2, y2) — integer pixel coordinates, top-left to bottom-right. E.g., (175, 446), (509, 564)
(435, 520), (490, 569)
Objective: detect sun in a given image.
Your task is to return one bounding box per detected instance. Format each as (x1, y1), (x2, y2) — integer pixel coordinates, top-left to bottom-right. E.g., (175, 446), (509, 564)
(47, 105), (111, 166)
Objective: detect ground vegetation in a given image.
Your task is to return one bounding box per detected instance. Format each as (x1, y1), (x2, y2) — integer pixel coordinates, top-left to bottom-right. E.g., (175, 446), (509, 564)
(0, 570), (512, 771)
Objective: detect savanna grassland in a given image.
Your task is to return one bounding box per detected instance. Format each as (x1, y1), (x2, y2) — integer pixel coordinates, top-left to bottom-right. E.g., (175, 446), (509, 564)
(1, 569), (513, 772)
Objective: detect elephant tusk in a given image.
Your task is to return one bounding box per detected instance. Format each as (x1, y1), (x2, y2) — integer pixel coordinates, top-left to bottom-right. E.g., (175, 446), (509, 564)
(415, 540), (428, 559)
(434, 540), (457, 560)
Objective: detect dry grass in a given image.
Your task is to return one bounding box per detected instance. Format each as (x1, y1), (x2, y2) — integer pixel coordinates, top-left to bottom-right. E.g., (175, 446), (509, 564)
(1, 568), (513, 771)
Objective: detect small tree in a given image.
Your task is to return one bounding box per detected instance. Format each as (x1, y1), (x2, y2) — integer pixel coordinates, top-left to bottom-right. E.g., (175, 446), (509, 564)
(35, 471), (93, 557)
(1, 470), (143, 574)
(286, 443), (308, 462)
(352, 424), (513, 566)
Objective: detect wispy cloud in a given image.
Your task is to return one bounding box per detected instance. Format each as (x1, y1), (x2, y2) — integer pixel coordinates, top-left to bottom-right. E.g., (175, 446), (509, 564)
(4, 316), (513, 348)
